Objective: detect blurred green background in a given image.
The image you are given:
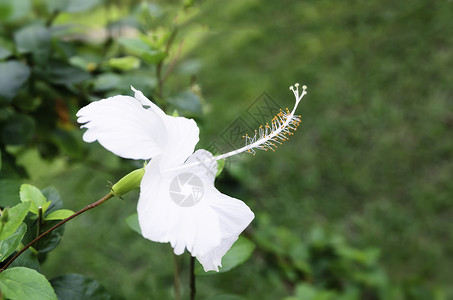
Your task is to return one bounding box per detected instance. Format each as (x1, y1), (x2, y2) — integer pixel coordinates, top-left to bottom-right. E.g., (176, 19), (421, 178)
(1, 0), (452, 299)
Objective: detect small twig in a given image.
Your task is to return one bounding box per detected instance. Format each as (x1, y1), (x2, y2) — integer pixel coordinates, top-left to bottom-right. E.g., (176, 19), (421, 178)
(173, 254), (181, 300)
(190, 256), (196, 300)
(156, 29), (179, 99)
(161, 40), (185, 85)
(0, 192), (114, 273)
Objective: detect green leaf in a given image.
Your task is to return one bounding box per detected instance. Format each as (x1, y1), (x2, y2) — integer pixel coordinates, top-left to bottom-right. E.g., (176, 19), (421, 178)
(117, 37), (166, 64)
(125, 213), (141, 234)
(107, 56), (141, 71)
(205, 295), (248, 300)
(10, 249), (40, 272)
(142, 50), (167, 64)
(92, 73), (121, 92)
(0, 179), (21, 207)
(0, 0), (31, 22)
(50, 274), (112, 300)
(216, 159), (225, 177)
(1, 114), (35, 145)
(196, 236), (255, 275)
(14, 25), (51, 65)
(44, 209), (74, 221)
(45, 61), (91, 85)
(0, 223), (26, 262)
(167, 90), (202, 115)
(0, 202), (30, 241)
(117, 37), (151, 54)
(0, 45), (11, 60)
(23, 216), (64, 253)
(20, 184), (50, 215)
(0, 60), (30, 102)
(45, 0), (101, 13)
(0, 267), (57, 300)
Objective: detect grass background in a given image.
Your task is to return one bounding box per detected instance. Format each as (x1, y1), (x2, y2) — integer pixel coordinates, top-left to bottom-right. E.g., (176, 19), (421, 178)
(17, 0), (453, 298)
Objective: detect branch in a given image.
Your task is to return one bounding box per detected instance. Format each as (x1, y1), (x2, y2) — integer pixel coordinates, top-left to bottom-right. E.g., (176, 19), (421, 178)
(0, 192), (114, 273)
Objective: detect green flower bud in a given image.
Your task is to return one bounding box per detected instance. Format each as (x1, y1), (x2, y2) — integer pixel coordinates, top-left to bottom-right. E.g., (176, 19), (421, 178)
(111, 168), (145, 197)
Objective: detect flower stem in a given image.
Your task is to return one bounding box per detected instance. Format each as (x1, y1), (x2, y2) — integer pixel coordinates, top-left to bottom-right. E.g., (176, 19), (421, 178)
(0, 192), (114, 273)
(190, 256), (196, 300)
(173, 254), (181, 300)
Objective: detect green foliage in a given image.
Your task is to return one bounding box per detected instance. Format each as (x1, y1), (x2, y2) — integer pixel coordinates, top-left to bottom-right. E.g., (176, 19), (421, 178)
(20, 184), (50, 215)
(50, 274), (112, 300)
(0, 223), (26, 262)
(0, 267), (57, 300)
(0, 183), (112, 299)
(0, 202), (30, 240)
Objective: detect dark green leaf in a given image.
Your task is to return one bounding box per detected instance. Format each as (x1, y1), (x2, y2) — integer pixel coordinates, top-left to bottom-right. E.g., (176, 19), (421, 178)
(50, 274), (112, 300)
(20, 184), (50, 215)
(45, 61), (90, 85)
(167, 90), (202, 115)
(23, 216), (65, 254)
(1, 114), (35, 145)
(0, 223), (26, 262)
(0, 267), (57, 300)
(0, 61), (30, 102)
(125, 213), (141, 234)
(41, 186), (63, 212)
(14, 25), (51, 65)
(10, 249), (40, 272)
(205, 295), (248, 300)
(0, 179), (21, 207)
(0, 202), (30, 241)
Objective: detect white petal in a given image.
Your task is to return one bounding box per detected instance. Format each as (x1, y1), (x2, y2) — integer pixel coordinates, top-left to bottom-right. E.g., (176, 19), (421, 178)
(137, 150), (254, 271)
(131, 87), (199, 167)
(196, 192), (254, 271)
(77, 95), (165, 160)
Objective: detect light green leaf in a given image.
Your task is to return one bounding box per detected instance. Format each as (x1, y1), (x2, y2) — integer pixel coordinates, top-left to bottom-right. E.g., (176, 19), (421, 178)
(142, 50), (167, 64)
(0, 0), (31, 22)
(0, 202), (30, 241)
(45, 0), (101, 13)
(125, 213), (141, 234)
(44, 209), (74, 221)
(216, 159), (225, 177)
(117, 37), (151, 54)
(0, 223), (26, 262)
(50, 274), (112, 300)
(0, 267), (57, 300)
(19, 184), (50, 215)
(196, 236), (255, 275)
(0, 60), (30, 102)
(107, 56), (140, 71)
(0, 45), (11, 60)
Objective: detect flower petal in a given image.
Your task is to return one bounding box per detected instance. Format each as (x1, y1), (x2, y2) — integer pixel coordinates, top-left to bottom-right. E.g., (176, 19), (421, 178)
(77, 95), (166, 160)
(137, 150), (254, 271)
(131, 87), (199, 167)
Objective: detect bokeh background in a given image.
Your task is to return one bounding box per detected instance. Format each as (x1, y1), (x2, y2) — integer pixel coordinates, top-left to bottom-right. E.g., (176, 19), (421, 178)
(1, 0), (452, 299)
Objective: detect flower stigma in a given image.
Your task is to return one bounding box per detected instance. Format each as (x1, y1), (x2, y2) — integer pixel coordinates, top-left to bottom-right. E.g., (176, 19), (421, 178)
(165, 83), (307, 173)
